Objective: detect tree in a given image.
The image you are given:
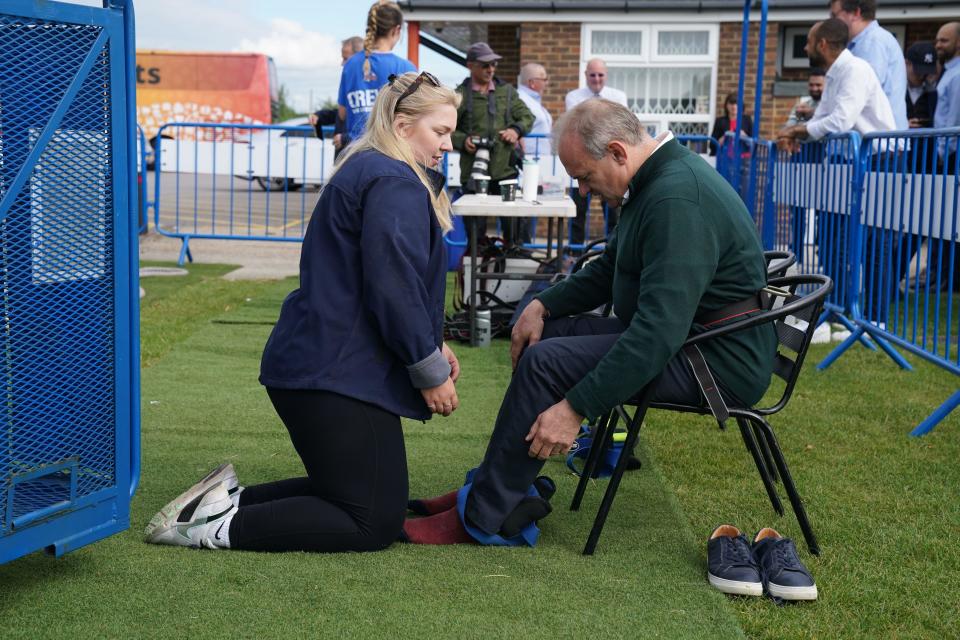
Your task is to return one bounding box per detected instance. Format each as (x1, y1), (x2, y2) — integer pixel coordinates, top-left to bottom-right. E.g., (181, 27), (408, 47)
(271, 84), (302, 123)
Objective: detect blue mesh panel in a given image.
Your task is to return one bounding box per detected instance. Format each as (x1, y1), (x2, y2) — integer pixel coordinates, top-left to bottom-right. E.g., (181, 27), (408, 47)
(0, 16), (116, 531)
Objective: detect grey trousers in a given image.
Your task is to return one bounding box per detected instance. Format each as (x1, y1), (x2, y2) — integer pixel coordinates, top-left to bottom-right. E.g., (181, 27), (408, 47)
(464, 314), (731, 535)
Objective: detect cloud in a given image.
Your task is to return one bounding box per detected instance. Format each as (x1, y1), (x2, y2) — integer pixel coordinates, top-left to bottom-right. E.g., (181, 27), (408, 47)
(237, 18), (341, 69)
(136, 0), (262, 51)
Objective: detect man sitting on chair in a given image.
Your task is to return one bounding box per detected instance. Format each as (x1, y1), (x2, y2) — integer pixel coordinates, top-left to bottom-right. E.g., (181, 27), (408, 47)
(401, 99), (777, 545)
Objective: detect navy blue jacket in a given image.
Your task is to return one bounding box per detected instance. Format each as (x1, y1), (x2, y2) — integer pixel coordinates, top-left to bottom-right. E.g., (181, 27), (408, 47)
(259, 150), (450, 420)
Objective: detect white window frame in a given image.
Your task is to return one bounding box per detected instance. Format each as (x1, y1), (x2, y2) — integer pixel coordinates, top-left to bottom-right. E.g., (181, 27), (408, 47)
(581, 22), (719, 137)
(651, 24), (718, 63)
(583, 24), (650, 63)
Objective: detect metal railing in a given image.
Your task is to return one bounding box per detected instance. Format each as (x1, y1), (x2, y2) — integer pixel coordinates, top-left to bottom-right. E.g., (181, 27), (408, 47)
(818, 128), (960, 435)
(152, 122), (335, 264)
(758, 129), (960, 436)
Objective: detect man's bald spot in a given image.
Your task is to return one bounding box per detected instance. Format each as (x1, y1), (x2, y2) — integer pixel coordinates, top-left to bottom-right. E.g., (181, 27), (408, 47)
(586, 58), (608, 73)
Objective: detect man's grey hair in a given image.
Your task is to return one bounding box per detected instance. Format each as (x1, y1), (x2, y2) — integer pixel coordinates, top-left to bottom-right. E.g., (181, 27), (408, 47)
(519, 62), (546, 85)
(343, 36), (364, 54)
(553, 99), (647, 159)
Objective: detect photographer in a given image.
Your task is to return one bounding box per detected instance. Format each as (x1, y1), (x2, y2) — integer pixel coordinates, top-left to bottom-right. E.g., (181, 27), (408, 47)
(453, 42), (535, 245)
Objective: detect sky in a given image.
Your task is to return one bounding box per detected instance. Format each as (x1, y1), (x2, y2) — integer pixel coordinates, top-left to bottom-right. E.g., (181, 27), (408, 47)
(121, 0), (465, 114)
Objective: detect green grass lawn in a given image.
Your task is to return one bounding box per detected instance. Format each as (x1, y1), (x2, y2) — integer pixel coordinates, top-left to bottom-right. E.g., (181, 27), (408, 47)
(1, 266), (958, 638)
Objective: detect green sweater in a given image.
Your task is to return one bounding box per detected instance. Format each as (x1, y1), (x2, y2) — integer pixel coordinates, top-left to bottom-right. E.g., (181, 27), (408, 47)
(536, 139), (777, 420)
(452, 79), (535, 182)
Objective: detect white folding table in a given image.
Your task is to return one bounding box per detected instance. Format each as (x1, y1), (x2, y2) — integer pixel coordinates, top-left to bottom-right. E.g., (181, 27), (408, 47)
(451, 195), (576, 346)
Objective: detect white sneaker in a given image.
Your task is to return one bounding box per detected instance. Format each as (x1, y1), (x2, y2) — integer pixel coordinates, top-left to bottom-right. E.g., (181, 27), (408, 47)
(145, 481), (236, 549)
(144, 463), (239, 537)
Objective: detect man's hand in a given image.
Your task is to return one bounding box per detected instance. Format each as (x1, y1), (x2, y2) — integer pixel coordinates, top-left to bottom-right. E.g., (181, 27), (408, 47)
(511, 299), (548, 370)
(464, 137), (477, 153)
(308, 113), (319, 126)
(421, 378), (459, 416)
(525, 399), (584, 460)
(777, 136), (800, 153)
(776, 125), (804, 154)
(442, 342), (460, 383)
(498, 128), (520, 145)
(333, 133), (343, 149)
(795, 103), (814, 119)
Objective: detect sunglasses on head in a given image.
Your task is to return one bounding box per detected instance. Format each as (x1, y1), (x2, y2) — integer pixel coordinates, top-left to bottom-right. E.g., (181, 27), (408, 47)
(389, 71), (441, 113)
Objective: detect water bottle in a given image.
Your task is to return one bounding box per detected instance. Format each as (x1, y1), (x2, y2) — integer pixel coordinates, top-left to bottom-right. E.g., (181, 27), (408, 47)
(476, 309), (492, 347)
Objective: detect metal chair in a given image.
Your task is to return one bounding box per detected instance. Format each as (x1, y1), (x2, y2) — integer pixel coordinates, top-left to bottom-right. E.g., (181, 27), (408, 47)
(764, 249), (796, 278)
(570, 274), (833, 556)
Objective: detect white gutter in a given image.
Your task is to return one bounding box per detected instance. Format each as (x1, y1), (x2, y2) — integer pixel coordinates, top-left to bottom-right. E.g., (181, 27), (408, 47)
(404, 8), (960, 23)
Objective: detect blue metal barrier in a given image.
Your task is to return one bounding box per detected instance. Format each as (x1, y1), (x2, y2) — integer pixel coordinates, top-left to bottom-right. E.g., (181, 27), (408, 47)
(0, 0), (140, 563)
(137, 124), (150, 233)
(153, 122), (335, 265)
(817, 128), (960, 435)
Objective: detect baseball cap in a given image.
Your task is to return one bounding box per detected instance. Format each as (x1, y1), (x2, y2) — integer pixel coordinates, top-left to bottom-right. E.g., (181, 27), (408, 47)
(905, 42), (937, 76)
(466, 42), (502, 63)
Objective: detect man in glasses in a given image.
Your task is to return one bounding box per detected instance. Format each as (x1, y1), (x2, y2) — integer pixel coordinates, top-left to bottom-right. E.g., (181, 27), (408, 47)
(564, 58), (629, 249)
(453, 42), (535, 244)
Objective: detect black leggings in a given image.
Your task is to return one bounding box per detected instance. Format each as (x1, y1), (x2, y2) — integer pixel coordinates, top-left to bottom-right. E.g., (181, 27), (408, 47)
(229, 388), (408, 552)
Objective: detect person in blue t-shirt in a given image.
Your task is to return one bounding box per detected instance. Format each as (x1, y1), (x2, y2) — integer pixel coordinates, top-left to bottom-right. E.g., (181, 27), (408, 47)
(338, 1), (416, 145)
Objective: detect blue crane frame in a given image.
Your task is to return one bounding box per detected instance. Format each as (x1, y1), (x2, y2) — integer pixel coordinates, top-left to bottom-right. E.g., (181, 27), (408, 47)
(0, 0), (140, 564)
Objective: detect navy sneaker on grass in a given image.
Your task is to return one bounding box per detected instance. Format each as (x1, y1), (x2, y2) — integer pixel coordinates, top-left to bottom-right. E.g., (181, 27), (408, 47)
(707, 525), (763, 596)
(752, 527), (818, 601)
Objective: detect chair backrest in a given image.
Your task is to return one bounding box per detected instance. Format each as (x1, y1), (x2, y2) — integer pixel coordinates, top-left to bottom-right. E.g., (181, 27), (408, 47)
(764, 250), (796, 279)
(760, 274), (832, 415)
(683, 274), (832, 415)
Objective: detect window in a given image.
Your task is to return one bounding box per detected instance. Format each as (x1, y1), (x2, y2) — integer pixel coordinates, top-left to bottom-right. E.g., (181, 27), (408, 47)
(584, 24), (719, 137)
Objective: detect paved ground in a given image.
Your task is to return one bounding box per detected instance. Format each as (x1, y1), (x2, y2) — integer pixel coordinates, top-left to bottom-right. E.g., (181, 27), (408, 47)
(138, 231), (301, 280)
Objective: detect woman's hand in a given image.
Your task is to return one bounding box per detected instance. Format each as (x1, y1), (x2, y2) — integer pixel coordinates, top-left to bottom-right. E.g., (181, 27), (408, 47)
(442, 342), (460, 383)
(422, 378), (459, 416)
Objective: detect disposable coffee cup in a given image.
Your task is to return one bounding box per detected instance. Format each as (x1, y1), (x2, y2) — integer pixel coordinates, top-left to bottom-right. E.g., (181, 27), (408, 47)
(472, 173), (491, 196)
(500, 178), (518, 202)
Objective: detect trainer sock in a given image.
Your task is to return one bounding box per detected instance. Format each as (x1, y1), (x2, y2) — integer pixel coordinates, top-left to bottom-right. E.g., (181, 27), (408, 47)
(401, 506), (476, 545)
(499, 496), (552, 539)
(407, 489), (458, 516)
(410, 476), (556, 516)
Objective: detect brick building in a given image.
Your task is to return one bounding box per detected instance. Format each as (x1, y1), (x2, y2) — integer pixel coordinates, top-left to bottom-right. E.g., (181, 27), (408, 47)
(399, 0), (956, 141)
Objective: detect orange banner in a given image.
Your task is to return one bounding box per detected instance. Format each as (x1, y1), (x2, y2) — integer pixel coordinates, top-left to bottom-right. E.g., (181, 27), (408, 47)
(136, 51), (274, 140)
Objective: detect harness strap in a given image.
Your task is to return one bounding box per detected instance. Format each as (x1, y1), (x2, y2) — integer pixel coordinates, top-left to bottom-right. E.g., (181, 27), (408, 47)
(682, 344), (730, 429)
(694, 291), (769, 327)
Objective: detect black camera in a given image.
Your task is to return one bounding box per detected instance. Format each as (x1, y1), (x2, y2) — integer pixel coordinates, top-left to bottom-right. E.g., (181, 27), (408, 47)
(466, 136), (495, 194)
(469, 135), (494, 150)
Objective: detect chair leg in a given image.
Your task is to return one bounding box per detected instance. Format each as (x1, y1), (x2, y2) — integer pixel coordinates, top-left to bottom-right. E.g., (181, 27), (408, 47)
(583, 386), (656, 555)
(736, 417), (784, 516)
(752, 422), (780, 484)
(748, 414), (821, 556)
(570, 410), (613, 511)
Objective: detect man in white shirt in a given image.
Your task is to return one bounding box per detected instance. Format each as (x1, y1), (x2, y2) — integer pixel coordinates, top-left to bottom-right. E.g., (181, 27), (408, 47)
(784, 69), (825, 127)
(565, 58), (628, 110)
(777, 19), (898, 325)
(517, 62), (553, 158)
(777, 19), (896, 152)
(564, 58), (629, 247)
(829, 0), (908, 130)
